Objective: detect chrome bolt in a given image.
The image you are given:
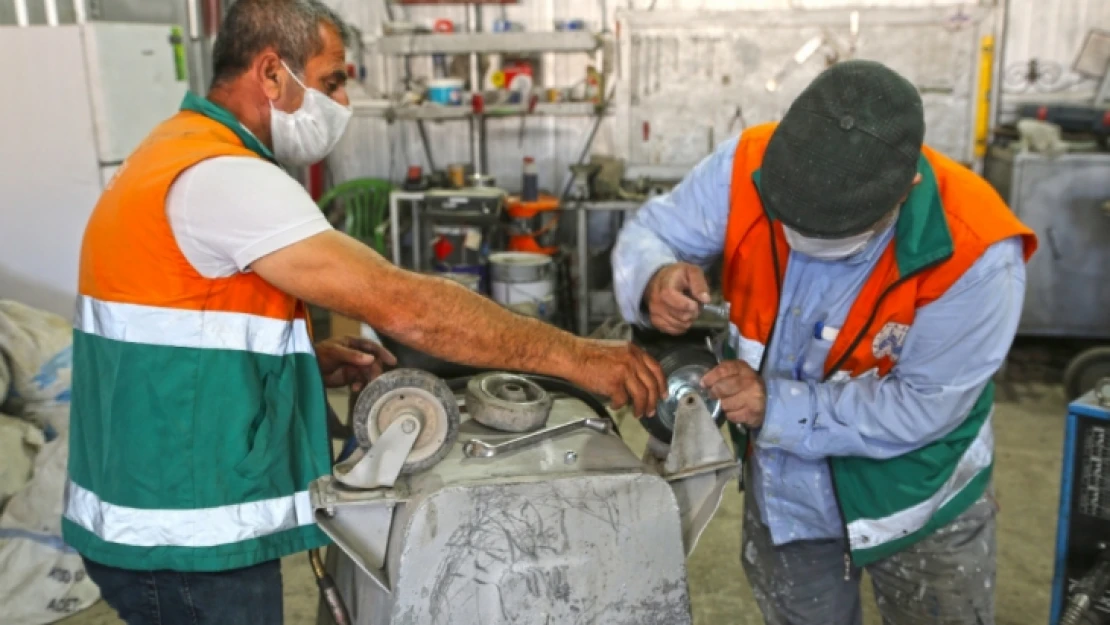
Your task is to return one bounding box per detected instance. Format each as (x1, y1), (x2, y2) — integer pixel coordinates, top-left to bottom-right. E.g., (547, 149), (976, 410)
(564, 451), (578, 464)
(401, 419), (417, 434)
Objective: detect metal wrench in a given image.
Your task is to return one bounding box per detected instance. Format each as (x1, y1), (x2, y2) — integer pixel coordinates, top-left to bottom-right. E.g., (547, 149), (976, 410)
(462, 418), (612, 459)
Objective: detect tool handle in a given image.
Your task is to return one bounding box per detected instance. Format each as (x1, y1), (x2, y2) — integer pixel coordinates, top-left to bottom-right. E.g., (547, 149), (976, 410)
(463, 418), (610, 458)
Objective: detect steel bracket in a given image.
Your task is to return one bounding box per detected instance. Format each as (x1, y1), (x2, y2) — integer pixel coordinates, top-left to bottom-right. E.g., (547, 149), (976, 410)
(311, 478), (403, 595)
(334, 414), (421, 490)
(644, 393), (740, 557)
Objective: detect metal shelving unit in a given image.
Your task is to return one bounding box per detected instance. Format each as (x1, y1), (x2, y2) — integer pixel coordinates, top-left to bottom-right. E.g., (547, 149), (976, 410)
(377, 31), (601, 56)
(369, 3), (613, 176)
(351, 99), (605, 121)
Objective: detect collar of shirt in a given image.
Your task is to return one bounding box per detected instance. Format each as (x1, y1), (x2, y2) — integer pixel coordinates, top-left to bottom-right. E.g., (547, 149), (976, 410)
(179, 92), (277, 163)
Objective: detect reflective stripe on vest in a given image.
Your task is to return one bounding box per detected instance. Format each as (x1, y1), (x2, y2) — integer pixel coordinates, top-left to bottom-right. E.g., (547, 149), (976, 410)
(846, 411), (993, 550)
(64, 481), (314, 548)
(75, 296), (314, 356)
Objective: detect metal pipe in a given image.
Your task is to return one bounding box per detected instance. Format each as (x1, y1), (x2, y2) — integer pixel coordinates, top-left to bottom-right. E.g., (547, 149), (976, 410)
(14, 0), (29, 27)
(389, 192), (403, 266)
(186, 0), (210, 92)
(411, 199), (422, 271)
(576, 206), (588, 336)
(388, 191), (424, 267)
(987, 0), (1009, 142)
(467, 4), (484, 174)
(44, 0), (58, 26)
(72, 0), (84, 23)
(186, 0), (202, 40)
(414, 121), (436, 172)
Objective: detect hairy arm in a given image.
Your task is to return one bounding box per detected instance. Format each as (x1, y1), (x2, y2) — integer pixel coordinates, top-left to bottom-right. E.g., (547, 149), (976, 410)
(251, 230), (665, 414)
(254, 230), (582, 376)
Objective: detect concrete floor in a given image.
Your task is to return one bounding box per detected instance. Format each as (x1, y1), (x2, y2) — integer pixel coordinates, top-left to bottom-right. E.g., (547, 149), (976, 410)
(59, 381), (1065, 625)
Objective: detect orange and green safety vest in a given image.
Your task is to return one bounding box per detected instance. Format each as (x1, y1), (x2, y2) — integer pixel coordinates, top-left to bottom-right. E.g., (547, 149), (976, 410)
(723, 123), (1037, 566)
(63, 93), (331, 572)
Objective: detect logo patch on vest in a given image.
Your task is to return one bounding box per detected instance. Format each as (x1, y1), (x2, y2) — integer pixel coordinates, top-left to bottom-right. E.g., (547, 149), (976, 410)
(872, 322), (910, 362)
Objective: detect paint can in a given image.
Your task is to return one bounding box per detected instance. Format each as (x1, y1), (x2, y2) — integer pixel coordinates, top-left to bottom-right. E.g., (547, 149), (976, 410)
(427, 78), (464, 106)
(433, 262), (487, 295)
(489, 252), (556, 321)
(435, 271), (482, 293)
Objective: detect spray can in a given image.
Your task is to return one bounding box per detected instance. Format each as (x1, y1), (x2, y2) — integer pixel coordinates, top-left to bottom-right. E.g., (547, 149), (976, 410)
(522, 157), (538, 202)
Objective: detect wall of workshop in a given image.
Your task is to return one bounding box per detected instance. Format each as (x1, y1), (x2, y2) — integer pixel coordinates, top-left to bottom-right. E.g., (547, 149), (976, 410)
(0, 0), (214, 94)
(326, 0), (1110, 195)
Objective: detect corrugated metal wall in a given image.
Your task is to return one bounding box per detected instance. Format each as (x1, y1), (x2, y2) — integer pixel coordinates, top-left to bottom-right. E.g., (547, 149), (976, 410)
(324, 0), (1109, 193)
(1001, 0), (1110, 109)
(5, 0), (1095, 190)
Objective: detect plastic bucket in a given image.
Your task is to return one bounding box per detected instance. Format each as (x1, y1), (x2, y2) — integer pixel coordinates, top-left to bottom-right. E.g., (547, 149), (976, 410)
(489, 252), (556, 320)
(427, 78), (464, 105)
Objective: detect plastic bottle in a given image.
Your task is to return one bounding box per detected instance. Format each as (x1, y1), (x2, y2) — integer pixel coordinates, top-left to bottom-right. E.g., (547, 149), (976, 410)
(522, 157), (538, 202)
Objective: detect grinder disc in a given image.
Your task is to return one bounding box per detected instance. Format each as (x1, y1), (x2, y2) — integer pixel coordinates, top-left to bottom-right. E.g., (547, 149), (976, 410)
(352, 369), (460, 474)
(640, 346), (725, 444)
(465, 372), (553, 432)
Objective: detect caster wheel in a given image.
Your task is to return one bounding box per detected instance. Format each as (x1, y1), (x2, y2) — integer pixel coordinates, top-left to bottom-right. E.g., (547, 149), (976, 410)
(1063, 347), (1110, 401)
(352, 369), (460, 475)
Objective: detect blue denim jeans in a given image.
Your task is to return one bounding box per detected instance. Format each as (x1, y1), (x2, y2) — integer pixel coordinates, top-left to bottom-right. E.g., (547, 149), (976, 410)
(82, 557), (283, 625)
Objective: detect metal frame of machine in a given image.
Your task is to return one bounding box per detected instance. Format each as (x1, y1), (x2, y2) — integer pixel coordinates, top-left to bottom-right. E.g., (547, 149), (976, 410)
(311, 364), (739, 625)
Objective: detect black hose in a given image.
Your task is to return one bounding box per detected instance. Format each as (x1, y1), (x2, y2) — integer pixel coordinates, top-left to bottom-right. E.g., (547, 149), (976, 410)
(310, 549), (351, 625)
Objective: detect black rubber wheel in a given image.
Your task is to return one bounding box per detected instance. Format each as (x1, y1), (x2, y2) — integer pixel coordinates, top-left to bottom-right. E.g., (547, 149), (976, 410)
(352, 369), (460, 474)
(1063, 346), (1110, 401)
(640, 345), (726, 444)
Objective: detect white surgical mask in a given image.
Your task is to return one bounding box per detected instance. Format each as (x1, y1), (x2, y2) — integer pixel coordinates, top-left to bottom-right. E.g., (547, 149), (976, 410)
(783, 226), (875, 260)
(270, 60), (352, 167)
(783, 208), (899, 261)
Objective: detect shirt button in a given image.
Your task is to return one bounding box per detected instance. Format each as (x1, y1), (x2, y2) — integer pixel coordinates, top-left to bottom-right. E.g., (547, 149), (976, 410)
(790, 387), (802, 397)
(792, 307), (801, 317)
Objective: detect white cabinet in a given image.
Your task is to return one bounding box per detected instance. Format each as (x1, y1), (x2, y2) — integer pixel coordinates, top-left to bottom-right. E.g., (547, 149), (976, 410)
(0, 22), (188, 318)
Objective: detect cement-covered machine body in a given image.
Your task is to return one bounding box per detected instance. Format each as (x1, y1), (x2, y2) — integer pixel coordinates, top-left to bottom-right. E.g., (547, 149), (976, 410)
(312, 374), (737, 625)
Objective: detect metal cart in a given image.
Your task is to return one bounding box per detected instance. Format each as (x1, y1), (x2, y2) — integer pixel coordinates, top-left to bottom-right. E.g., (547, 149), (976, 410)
(984, 147), (1110, 398)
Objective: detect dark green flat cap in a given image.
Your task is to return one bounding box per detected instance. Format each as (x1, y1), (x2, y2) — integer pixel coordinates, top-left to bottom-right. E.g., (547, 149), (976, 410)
(761, 60), (925, 239)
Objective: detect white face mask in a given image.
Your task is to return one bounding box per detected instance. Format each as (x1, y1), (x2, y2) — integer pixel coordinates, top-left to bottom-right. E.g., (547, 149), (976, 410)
(783, 208), (899, 261)
(270, 61), (352, 167)
(783, 226), (875, 261)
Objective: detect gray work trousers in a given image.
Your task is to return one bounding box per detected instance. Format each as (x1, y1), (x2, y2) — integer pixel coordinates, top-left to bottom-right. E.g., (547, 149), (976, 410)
(741, 477), (997, 625)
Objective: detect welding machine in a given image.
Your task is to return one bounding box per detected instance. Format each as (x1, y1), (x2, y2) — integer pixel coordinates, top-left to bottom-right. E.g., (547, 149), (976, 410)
(1052, 380), (1110, 625)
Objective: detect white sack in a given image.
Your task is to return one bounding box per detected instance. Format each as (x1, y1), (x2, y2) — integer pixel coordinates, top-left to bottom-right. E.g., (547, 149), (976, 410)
(0, 437), (99, 624)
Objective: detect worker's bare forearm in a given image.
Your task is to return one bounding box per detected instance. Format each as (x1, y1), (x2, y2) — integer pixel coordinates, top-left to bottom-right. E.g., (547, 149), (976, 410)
(251, 231), (582, 380)
(374, 270), (584, 377)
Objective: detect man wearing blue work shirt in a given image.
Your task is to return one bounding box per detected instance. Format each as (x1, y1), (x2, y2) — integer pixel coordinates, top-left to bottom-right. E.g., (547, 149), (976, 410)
(612, 60), (1037, 624)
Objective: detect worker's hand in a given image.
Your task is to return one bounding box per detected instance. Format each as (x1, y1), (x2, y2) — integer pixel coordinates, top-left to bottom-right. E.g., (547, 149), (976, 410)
(573, 340), (667, 418)
(315, 336), (398, 392)
(644, 262), (711, 335)
(701, 360), (766, 428)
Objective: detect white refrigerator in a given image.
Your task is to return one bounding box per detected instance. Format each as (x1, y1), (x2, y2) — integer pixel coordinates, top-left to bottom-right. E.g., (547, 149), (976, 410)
(0, 22), (189, 319)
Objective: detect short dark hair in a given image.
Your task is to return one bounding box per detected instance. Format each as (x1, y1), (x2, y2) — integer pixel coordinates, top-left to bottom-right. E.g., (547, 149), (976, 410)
(211, 0), (350, 87)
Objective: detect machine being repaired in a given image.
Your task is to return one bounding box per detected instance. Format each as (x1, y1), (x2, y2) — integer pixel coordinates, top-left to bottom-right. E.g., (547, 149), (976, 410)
(312, 344), (739, 625)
